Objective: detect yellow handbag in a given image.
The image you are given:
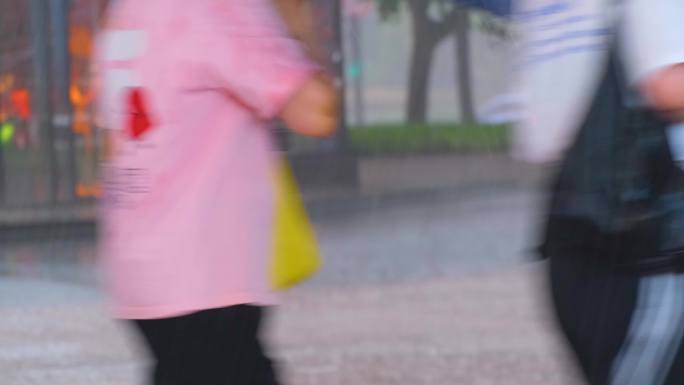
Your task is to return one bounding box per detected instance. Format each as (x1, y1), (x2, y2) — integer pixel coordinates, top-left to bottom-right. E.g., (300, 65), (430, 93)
(270, 157), (322, 289)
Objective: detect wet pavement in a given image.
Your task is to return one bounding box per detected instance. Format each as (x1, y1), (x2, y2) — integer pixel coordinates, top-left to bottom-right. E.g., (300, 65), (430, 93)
(0, 188), (584, 385)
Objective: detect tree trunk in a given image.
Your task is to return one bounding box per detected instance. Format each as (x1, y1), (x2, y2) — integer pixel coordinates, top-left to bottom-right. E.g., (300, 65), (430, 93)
(454, 7), (475, 124)
(407, 33), (436, 123)
(405, 1), (459, 124)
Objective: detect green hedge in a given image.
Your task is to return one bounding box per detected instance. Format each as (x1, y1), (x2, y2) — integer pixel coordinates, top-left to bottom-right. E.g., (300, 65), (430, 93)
(349, 123), (510, 155)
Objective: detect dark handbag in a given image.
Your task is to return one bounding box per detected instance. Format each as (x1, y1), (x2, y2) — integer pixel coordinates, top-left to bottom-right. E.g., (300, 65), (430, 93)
(542, 41), (684, 272)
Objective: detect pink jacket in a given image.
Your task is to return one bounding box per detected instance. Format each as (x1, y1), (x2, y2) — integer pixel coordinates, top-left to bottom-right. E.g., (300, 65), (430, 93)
(96, 0), (316, 319)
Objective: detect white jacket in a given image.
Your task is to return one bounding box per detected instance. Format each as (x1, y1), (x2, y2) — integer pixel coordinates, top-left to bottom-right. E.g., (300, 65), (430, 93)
(513, 0), (684, 163)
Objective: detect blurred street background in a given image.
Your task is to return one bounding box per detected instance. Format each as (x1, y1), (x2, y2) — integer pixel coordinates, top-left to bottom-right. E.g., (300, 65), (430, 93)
(0, 0), (584, 384)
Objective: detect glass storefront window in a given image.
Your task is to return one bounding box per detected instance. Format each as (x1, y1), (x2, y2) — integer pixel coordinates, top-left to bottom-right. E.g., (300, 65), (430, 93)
(0, 0), (52, 207)
(68, 0), (108, 200)
(0, 0), (341, 209)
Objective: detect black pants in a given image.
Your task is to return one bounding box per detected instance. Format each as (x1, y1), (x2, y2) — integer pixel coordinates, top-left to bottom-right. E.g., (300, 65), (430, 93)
(550, 253), (684, 385)
(133, 305), (280, 385)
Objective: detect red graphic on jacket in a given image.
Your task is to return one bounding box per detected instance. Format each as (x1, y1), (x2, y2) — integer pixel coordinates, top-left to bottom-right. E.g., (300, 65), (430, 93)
(127, 88), (153, 140)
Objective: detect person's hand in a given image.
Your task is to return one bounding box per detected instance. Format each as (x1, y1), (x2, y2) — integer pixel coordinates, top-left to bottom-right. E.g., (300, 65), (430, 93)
(280, 73), (339, 138)
(642, 64), (684, 121)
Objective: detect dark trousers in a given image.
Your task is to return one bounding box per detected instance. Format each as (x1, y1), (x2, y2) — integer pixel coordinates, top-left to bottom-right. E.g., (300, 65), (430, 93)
(133, 305), (280, 385)
(549, 253), (684, 385)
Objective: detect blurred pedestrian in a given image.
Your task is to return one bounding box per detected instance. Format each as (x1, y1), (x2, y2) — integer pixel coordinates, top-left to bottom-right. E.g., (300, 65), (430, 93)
(94, 1), (338, 384)
(515, 1), (684, 384)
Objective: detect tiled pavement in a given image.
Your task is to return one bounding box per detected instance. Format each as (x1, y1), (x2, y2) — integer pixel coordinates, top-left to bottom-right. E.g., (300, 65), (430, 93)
(0, 266), (584, 385)
(0, 188), (585, 385)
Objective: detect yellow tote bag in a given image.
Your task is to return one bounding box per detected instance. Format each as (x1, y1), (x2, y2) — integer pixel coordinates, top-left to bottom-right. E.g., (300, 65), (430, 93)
(270, 157), (322, 289)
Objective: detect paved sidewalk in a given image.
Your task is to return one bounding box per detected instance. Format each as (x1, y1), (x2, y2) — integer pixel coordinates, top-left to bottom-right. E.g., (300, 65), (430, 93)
(0, 187), (584, 385)
(0, 265), (582, 385)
